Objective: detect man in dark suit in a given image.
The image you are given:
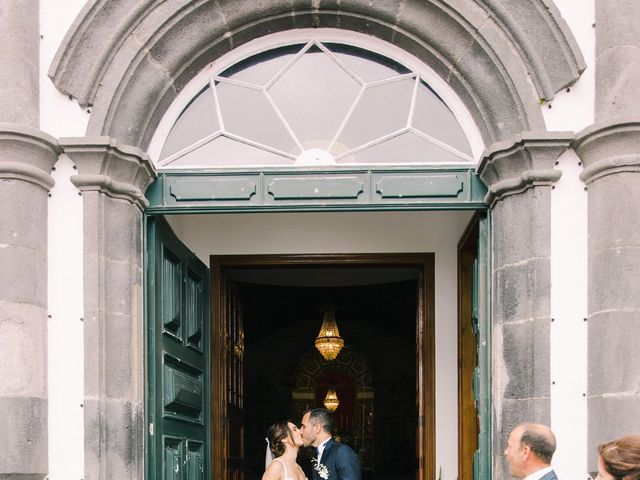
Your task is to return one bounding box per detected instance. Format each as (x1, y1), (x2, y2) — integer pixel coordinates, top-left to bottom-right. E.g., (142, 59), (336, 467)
(300, 408), (361, 480)
(504, 423), (559, 480)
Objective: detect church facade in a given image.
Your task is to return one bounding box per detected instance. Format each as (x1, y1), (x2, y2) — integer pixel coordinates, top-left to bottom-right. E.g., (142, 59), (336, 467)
(1, 1), (638, 479)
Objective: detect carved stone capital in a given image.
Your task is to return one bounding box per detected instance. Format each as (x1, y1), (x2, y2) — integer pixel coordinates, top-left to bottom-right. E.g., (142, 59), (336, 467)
(0, 124), (60, 190)
(478, 132), (573, 205)
(61, 137), (156, 209)
(575, 118), (640, 184)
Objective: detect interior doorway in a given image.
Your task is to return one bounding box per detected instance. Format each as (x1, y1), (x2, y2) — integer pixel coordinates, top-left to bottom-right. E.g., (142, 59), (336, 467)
(146, 210), (487, 480)
(210, 254), (435, 480)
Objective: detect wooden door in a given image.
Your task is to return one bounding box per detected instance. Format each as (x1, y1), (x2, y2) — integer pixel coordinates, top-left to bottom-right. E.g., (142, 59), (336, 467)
(211, 260), (245, 480)
(457, 213), (491, 480)
(147, 218), (210, 480)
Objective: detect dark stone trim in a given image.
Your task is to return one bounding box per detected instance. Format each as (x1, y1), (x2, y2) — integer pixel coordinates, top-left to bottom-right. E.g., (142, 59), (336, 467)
(48, 1), (584, 148)
(60, 136), (156, 210)
(0, 124), (61, 190)
(575, 117), (640, 184)
(478, 131), (573, 205)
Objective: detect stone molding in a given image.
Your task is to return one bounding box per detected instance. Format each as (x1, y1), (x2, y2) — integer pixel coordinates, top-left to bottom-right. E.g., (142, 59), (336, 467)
(48, 0), (584, 148)
(0, 123), (60, 190)
(575, 118), (640, 184)
(61, 136), (156, 209)
(478, 132), (573, 205)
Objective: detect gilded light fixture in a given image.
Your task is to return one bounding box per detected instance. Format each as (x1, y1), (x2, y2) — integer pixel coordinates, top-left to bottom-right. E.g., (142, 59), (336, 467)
(323, 387), (340, 412)
(314, 307), (344, 361)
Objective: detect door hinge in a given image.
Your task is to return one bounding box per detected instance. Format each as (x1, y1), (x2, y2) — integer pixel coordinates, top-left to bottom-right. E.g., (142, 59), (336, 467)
(149, 423), (154, 435)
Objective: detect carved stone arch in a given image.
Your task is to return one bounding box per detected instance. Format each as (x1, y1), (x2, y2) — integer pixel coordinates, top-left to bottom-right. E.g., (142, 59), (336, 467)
(291, 346), (374, 392)
(291, 346), (375, 470)
(50, 0), (585, 149)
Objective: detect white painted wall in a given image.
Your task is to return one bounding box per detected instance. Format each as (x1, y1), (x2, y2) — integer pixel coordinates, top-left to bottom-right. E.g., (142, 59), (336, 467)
(37, 1), (596, 479)
(550, 152), (589, 479)
(47, 155), (84, 480)
(544, 3), (593, 477)
(542, 0), (595, 131)
(167, 210), (473, 480)
(41, 3), (88, 480)
(40, 0), (89, 137)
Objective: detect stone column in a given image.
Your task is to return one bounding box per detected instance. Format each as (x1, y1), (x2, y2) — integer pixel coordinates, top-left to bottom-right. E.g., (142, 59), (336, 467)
(478, 132), (572, 480)
(62, 137), (155, 480)
(0, 0), (39, 126)
(575, 120), (640, 462)
(573, 1), (640, 469)
(0, 125), (60, 479)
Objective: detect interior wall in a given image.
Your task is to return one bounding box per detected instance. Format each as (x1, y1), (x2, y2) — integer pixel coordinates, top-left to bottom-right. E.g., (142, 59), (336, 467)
(166, 209), (473, 480)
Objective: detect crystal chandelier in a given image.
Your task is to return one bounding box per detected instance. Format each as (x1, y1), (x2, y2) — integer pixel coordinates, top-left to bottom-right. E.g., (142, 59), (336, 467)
(323, 386), (340, 412)
(314, 307), (344, 361)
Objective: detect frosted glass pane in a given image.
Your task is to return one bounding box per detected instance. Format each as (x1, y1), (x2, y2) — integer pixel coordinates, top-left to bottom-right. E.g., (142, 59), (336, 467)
(327, 43), (410, 82)
(219, 44), (303, 86)
(338, 131), (468, 164)
(166, 136), (293, 167)
(412, 81), (472, 155)
(160, 87), (218, 159)
(335, 78), (414, 152)
(216, 81), (299, 155)
(269, 49), (361, 150)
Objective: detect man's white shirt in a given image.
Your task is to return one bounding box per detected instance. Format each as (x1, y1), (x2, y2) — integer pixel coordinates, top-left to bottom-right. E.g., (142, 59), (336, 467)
(317, 438), (331, 462)
(523, 466), (553, 480)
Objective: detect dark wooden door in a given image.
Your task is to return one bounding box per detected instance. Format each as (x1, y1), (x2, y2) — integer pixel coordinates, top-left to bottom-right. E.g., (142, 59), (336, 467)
(211, 260), (245, 480)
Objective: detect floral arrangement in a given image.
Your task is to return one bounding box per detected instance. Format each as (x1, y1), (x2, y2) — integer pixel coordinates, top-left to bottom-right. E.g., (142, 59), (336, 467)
(311, 457), (329, 479)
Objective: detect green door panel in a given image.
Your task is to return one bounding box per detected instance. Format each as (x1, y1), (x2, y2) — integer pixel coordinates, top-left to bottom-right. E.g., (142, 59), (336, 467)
(147, 218), (210, 480)
(473, 214), (492, 480)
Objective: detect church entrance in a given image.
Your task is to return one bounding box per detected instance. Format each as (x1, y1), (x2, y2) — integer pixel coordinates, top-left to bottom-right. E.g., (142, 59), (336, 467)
(145, 209), (488, 480)
(210, 254), (434, 480)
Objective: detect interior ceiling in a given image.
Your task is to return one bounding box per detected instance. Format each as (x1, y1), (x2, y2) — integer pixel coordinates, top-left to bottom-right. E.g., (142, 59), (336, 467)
(235, 267), (419, 346)
(228, 266), (418, 287)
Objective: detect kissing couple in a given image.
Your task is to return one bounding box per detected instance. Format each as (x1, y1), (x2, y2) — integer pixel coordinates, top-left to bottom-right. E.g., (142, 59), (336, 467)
(262, 408), (361, 480)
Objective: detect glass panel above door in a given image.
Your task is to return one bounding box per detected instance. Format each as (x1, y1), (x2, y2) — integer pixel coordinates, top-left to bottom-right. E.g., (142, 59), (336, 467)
(158, 40), (475, 168)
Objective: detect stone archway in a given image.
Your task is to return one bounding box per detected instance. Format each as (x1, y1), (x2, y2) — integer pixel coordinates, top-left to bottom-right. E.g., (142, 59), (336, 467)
(291, 346), (374, 470)
(50, 1), (584, 149)
(43, 2), (589, 480)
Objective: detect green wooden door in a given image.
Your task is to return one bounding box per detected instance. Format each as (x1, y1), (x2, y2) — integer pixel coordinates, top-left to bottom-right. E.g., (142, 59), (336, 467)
(147, 218), (210, 480)
(472, 214), (491, 480)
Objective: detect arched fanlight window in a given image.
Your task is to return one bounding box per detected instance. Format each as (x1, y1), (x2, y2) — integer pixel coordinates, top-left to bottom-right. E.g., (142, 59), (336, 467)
(158, 40), (474, 167)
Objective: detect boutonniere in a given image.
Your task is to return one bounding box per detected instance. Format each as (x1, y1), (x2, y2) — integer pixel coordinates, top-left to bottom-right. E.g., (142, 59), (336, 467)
(311, 457), (329, 479)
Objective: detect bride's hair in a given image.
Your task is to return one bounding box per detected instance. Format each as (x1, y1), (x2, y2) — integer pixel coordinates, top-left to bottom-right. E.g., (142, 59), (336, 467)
(266, 420), (294, 458)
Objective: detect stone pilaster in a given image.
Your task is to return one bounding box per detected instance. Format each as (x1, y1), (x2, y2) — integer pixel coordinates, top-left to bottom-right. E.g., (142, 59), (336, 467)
(478, 132), (572, 480)
(0, 0), (39, 126)
(0, 125), (60, 479)
(61, 137), (155, 480)
(595, 1), (640, 122)
(575, 119), (640, 467)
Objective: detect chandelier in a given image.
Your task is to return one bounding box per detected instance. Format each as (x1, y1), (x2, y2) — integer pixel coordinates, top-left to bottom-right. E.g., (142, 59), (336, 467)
(314, 307), (344, 361)
(323, 386), (340, 412)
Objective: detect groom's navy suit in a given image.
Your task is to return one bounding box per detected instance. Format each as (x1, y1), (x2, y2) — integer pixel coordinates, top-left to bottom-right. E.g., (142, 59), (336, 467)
(314, 438), (361, 480)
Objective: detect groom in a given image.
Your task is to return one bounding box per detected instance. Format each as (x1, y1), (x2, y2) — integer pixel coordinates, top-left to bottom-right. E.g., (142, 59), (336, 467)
(300, 408), (362, 480)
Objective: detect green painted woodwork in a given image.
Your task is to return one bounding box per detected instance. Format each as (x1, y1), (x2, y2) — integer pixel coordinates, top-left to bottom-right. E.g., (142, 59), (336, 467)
(146, 218), (210, 480)
(144, 166), (492, 479)
(145, 166), (487, 213)
(473, 214), (492, 480)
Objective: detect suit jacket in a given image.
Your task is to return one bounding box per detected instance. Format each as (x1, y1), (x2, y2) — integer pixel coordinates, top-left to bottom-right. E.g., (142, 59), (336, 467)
(313, 438), (361, 480)
(539, 469), (558, 480)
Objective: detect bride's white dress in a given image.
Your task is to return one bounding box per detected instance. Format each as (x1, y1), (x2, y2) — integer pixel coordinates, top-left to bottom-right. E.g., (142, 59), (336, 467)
(273, 458), (307, 480)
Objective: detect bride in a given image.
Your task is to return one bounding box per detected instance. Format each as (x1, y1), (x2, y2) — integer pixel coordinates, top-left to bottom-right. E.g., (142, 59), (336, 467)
(262, 420), (308, 480)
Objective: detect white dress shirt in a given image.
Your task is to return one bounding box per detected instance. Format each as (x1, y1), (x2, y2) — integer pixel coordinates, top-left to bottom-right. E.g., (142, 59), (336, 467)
(317, 437), (331, 463)
(524, 466), (553, 480)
